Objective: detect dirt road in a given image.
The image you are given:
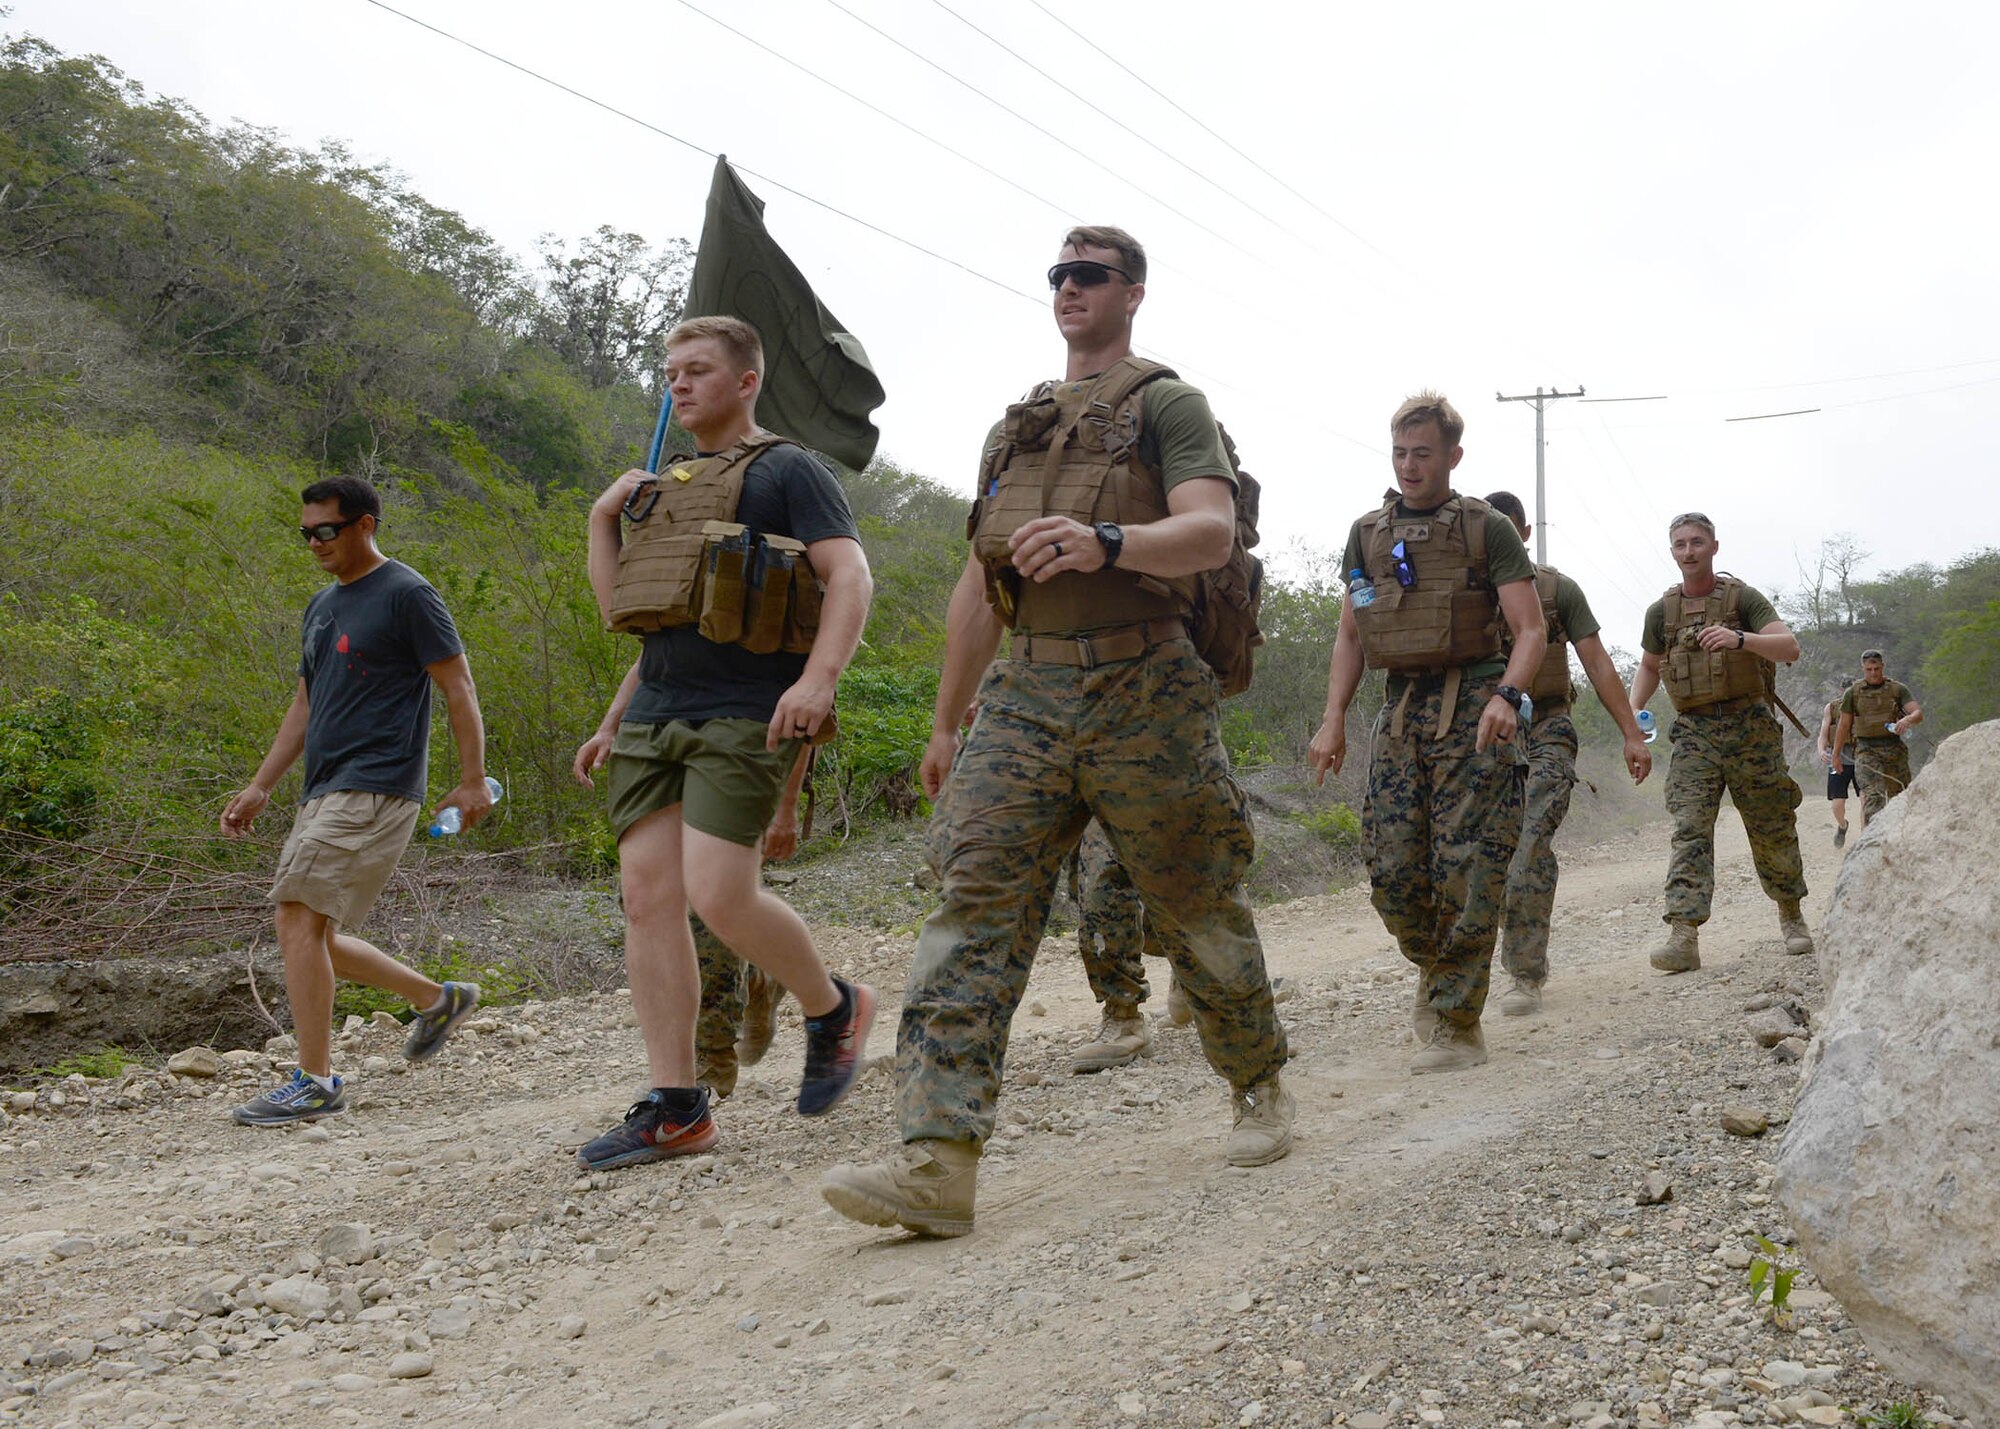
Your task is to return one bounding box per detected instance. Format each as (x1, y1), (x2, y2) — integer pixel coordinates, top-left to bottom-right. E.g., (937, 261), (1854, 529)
(0, 815), (1941, 1428)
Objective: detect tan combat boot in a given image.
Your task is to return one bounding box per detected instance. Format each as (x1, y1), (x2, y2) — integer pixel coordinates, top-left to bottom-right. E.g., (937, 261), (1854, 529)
(1498, 976), (1544, 1017)
(1411, 1020), (1489, 1075)
(1165, 976), (1194, 1027)
(821, 1140), (978, 1238)
(695, 1047), (738, 1100)
(1070, 1003), (1153, 1073)
(735, 967), (781, 1067)
(1226, 1074), (1295, 1166)
(1412, 983), (1439, 1044)
(1649, 922), (1700, 973)
(1777, 901), (1815, 956)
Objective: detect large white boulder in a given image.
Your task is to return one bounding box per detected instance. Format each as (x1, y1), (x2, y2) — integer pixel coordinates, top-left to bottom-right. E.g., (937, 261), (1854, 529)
(1777, 720), (2000, 1422)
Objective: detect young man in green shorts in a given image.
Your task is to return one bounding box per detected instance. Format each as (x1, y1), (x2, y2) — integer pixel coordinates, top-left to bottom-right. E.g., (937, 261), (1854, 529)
(577, 315), (876, 1170)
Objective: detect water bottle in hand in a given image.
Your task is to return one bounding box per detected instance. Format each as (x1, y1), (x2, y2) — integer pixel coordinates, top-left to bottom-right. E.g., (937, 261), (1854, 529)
(1636, 709), (1658, 744)
(430, 777), (504, 838)
(1348, 570), (1376, 609)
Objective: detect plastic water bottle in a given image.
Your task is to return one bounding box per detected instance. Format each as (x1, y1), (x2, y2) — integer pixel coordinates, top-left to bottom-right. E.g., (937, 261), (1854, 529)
(1519, 693), (1535, 726)
(1348, 570), (1375, 609)
(430, 777), (504, 838)
(1636, 709), (1658, 744)
(1885, 721), (1901, 738)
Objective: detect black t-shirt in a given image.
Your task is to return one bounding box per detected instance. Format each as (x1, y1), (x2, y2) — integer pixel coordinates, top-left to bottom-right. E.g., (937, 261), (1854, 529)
(299, 559), (465, 802)
(626, 444), (862, 724)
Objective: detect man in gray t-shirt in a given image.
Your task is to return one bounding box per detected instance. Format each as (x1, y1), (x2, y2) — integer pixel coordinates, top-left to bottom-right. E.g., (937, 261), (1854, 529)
(219, 475), (493, 1128)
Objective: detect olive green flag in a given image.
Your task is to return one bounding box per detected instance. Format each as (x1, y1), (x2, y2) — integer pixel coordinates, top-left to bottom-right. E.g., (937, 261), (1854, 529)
(683, 156), (885, 470)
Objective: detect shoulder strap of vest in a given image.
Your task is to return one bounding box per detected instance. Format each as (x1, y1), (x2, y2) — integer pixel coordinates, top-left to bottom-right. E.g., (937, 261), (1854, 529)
(1456, 494), (1488, 575)
(1535, 565), (1560, 613)
(1089, 355), (1177, 417)
(700, 429), (796, 520)
(1711, 573), (1746, 622)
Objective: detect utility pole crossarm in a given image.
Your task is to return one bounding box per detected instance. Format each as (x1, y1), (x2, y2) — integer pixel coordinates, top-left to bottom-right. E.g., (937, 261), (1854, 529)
(1496, 385), (1587, 565)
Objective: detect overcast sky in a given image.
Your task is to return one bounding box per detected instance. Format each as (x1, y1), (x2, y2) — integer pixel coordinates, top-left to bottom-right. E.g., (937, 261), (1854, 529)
(16, 0), (2000, 648)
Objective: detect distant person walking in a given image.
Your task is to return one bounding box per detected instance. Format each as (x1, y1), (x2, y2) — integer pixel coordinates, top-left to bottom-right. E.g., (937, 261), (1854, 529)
(1628, 513), (1811, 972)
(1816, 679), (1861, 847)
(219, 475), (491, 1126)
(1483, 492), (1652, 1018)
(1831, 650), (1922, 823)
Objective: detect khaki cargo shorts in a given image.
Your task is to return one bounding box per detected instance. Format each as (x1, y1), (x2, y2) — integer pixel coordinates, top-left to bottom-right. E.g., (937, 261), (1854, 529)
(268, 790), (422, 929)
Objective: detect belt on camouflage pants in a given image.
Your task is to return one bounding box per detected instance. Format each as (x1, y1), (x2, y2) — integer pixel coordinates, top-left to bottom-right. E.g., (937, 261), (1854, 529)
(1009, 618), (1188, 669)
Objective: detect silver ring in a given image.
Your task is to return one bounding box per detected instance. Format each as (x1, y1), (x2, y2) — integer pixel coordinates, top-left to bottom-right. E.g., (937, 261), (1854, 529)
(1053, 542), (1063, 558)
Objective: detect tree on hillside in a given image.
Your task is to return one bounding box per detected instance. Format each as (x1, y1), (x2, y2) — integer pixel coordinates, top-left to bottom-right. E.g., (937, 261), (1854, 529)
(533, 226), (691, 392)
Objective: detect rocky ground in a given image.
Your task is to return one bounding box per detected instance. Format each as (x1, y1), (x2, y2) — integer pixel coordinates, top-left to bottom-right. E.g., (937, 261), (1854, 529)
(0, 816), (1962, 1429)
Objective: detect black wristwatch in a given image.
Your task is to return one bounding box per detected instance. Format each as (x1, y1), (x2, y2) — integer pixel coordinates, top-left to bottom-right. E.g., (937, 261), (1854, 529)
(1094, 521), (1124, 568)
(1495, 685), (1525, 712)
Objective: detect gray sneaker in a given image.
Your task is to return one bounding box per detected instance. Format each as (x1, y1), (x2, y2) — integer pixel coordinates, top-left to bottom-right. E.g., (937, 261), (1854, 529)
(231, 1070), (347, 1127)
(404, 981), (480, 1062)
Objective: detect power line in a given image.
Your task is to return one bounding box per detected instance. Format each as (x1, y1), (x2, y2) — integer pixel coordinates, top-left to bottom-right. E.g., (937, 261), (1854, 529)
(926, 0), (1310, 251)
(1682, 354), (2000, 397)
(1020, 0), (1399, 270)
(359, 0), (1039, 306)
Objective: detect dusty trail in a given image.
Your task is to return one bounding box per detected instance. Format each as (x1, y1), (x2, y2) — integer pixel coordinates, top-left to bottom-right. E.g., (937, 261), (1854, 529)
(1, 814), (1935, 1428)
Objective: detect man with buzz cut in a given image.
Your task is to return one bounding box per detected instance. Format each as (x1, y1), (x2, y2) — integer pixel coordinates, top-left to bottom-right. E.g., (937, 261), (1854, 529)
(1483, 491), (1652, 1017)
(1628, 512), (1812, 972)
(1309, 394), (1544, 1074)
(577, 314), (876, 1172)
(1831, 649), (1922, 825)
(822, 225), (1290, 1239)
(219, 474), (492, 1126)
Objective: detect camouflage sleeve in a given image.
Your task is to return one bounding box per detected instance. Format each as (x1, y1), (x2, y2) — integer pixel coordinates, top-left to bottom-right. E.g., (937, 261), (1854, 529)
(1555, 571), (1602, 643)
(1737, 584), (1781, 632)
(1485, 512), (1536, 588)
(1640, 599), (1667, 655)
(1139, 380), (1234, 493)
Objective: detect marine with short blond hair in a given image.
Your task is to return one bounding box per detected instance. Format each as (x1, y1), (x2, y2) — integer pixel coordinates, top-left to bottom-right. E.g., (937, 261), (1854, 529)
(1628, 512), (1812, 971)
(1310, 393), (1546, 1074)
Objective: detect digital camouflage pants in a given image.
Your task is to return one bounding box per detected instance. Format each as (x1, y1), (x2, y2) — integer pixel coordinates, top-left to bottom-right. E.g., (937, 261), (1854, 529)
(898, 639), (1287, 1147)
(1070, 821), (1167, 1011)
(1853, 740), (1912, 822)
(1500, 711), (1578, 983)
(1364, 674), (1526, 1028)
(1663, 705), (1806, 925)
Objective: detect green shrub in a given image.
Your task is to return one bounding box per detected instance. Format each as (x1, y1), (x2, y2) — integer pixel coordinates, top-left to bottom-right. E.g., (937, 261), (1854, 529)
(1296, 803), (1362, 848)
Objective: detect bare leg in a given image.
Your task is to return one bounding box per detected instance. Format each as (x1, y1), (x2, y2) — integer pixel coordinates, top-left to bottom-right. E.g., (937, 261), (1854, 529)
(1830, 795), (1848, 830)
(327, 932), (441, 1009)
(620, 808), (700, 1088)
(684, 828), (839, 1018)
(276, 901), (336, 1078)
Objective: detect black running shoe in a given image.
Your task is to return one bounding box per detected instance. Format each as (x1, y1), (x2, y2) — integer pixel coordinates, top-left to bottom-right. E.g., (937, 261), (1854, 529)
(231, 1070), (347, 1127)
(1834, 825), (1847, 848)
(797, 977), (876, 1117)
(576, 1089), (718, 1171)
(404, 981), (480, 1062)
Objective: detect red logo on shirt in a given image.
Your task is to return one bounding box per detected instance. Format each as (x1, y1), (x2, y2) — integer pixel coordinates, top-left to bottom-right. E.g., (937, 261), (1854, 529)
(336, 634), (350, 654)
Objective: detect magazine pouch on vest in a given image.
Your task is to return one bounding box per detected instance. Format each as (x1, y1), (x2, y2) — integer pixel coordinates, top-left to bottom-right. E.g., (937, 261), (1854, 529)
(968, 356), (1264, 693)
(607, 432), (826, 654)
(1660, 575), (1766, 713)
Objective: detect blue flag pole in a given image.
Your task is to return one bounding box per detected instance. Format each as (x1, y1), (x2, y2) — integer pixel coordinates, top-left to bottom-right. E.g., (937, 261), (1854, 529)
(645, 389), (674, 474)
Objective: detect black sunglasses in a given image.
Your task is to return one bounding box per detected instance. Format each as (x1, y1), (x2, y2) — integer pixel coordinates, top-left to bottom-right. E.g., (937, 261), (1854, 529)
(299, 516), (367, 544)
(1047, 260), (1133, 290)
(1390, 539), (1417, 589)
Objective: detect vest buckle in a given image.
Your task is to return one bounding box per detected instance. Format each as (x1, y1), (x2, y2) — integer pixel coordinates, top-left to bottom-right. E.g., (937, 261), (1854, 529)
(1074, 635), (1099, 669)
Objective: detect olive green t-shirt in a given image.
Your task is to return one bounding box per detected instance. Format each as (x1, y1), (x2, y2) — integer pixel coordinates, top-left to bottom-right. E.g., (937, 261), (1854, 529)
(1639, 582), (1780, 654)
(1339, 498), (1536, 680)
(975, 377), (1234, 497)
(1547, 568), (1601, 645)
(1839, 679), (1914, 741)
